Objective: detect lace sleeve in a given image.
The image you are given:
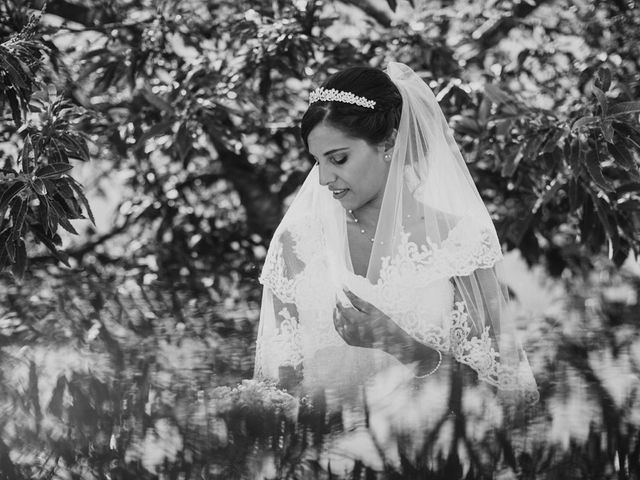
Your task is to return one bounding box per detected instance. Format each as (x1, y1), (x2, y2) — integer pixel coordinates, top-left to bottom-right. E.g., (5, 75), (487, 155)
(254, 230), (305, 385)
(451, 270), (539, 401)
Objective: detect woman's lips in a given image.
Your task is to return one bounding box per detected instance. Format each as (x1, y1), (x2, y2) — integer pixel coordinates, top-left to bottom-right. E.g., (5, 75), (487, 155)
(332, 189), (348, 199)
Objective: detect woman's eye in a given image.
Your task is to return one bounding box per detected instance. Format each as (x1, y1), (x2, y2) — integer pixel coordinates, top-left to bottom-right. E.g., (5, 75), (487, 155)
(332, 156), (347, 164)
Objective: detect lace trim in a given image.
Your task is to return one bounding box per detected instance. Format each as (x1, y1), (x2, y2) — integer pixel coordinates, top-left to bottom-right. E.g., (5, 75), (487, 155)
(259, 213), (325, 304)
(257, 307), (303, 372)
(386, 306), (452, 351)
(379, 220), (503, 287)
(449, 302), (536, 395)
(259, 242), (297, 303)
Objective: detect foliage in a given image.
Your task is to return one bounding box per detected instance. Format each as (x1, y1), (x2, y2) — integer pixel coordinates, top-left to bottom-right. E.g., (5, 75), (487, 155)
(1, 264), (640, 478)
(0, 8), (93, 279)
(1, 0), (640, 478)
(0, 0), (638, 284)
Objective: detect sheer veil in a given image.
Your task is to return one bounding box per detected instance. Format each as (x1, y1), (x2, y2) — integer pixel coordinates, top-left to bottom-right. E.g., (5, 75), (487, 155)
(255, 62), (538, 404)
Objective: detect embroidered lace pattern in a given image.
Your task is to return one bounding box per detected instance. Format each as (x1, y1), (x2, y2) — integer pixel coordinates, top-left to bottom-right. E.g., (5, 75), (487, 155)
(374, 219), (500, 347)
(259, 242), (297, 303)
(378, 219), (503, 289)
(449, 302), (537, 397)
(257, 213), (342, 378)
(268, 307), (303, 367)
(370, 219), (535, 394)
(254, 307), (303, 379)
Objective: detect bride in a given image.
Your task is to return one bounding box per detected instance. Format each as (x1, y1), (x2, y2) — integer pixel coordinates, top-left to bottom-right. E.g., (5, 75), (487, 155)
(253, 62), (537, 406)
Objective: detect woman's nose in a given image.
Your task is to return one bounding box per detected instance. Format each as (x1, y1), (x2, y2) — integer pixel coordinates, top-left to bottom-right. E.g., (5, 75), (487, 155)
(318, 163), (336, 186)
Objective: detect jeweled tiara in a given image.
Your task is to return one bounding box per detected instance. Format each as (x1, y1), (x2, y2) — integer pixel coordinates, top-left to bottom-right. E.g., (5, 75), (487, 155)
(308, 87), (376, 109)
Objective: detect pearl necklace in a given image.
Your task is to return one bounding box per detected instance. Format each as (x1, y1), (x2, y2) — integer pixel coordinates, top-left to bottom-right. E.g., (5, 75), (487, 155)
(348, 209), (375, 243)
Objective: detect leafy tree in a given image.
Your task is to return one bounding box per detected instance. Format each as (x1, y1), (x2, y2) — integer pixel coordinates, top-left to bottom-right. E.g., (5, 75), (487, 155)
(1, 1), (640, 478)
(0, 0), (639, 285)
(1, 5), (93, 280)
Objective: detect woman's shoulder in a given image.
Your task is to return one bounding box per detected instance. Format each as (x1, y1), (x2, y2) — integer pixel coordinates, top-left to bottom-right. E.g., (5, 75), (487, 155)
(269, 211), (325, 266)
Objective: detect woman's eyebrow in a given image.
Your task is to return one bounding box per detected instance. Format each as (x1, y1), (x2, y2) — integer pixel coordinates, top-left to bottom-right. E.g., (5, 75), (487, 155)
(322, 147), (349, 156)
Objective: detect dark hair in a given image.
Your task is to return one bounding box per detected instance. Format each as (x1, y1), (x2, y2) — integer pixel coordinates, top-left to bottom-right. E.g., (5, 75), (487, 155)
(300, 66), (402, 149)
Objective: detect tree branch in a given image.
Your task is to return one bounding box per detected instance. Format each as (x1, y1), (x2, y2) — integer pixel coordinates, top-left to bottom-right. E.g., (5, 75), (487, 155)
(463, 0), (550, 61)
(340, 0), (392, 28)
(200, 113), (283, 237)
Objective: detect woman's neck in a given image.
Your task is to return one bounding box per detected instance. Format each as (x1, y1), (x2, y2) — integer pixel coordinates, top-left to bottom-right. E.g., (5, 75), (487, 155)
(349, 202), (381, 232)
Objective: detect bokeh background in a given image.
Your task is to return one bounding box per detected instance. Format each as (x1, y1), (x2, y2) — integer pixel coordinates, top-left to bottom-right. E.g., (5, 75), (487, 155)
(1, 0), (640, 478)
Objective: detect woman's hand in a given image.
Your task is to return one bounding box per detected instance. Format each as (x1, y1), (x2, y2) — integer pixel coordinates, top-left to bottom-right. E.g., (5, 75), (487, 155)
(333, 289), (403, 350)
(333, 289), (441, 373)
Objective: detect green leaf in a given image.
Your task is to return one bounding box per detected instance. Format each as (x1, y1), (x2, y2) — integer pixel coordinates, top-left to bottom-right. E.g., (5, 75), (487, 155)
(0, 54), (28, 91)
(541, 128), (565, 153)
(532, 176), (564, 214)
(31, 177), (47, 195)
(618, 198), (640, 211)
(21, 135), (33, 174)
(607, 143), (637, 172)
(67, 177), (95, 225)
(38, 196), (49, 233)
(608, 101), (640, 117)
(56, 181), (76, 200)
(484, 84), (513, 106)
(569, 177), (582, 212)
(53, 192), (81, 219)
(62, 133), (90, 162)
(51, 199), (78, 235)
(589, 190), (618, 260)
(601, 120), (614, 143)
(141, 89), (175, 114)
(175, 122), (194, 167)
(0, 228), (12, 270)
(592, 86), (608, 116)
(47, 200), (59, 234)
(6, 89), (22, 126)
(37, 195), (57, 235)
(4, 232), (16, 263)
(11, 239), (27, 281)
(617, 182), (640, 194)
(584, 150), (614, 192)
(451, 116), (482, 136)
(580, 195), (595, 243)
(572, 116), (599, 131)
(523, 135), (545, 164)
(567, 137), (580, 174)
(0, 181), (27, 217)
(10, 196), (29, 234)
(133, 119), (175, 151)
(30, 225), (70, 267)
(501, 143), (524, 178)
(34, 163), (74, 179)
(596, 67), (611, 92)
(613, 122), (640, 150)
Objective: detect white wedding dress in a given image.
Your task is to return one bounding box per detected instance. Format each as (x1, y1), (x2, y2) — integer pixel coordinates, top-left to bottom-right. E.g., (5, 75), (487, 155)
(254, 62), (538, 406)
(254, 204), (532, 400)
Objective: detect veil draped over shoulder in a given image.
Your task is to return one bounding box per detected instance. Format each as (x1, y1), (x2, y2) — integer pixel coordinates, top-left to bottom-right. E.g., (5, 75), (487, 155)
(254, 62), (538, 405)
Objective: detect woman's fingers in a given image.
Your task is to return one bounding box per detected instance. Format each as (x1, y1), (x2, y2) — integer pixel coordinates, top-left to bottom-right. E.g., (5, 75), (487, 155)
(334, 304), (365, 346)
(342, 289), (372, 313)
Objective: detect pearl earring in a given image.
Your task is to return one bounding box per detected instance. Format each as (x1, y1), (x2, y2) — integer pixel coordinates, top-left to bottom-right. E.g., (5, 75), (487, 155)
(384, 153), (391, 162)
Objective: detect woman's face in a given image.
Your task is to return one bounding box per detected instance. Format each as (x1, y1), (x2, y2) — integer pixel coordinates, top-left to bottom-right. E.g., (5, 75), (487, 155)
(307, 122), (390, 212)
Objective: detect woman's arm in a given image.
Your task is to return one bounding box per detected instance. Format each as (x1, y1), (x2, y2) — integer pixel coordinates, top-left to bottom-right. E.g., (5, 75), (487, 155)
(334, 290), (442, 375)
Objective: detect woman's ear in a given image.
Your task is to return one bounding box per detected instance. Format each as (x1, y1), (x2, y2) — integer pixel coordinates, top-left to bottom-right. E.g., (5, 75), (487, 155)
(382, 129), (397, 159)
(384, 129), (397, 152)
